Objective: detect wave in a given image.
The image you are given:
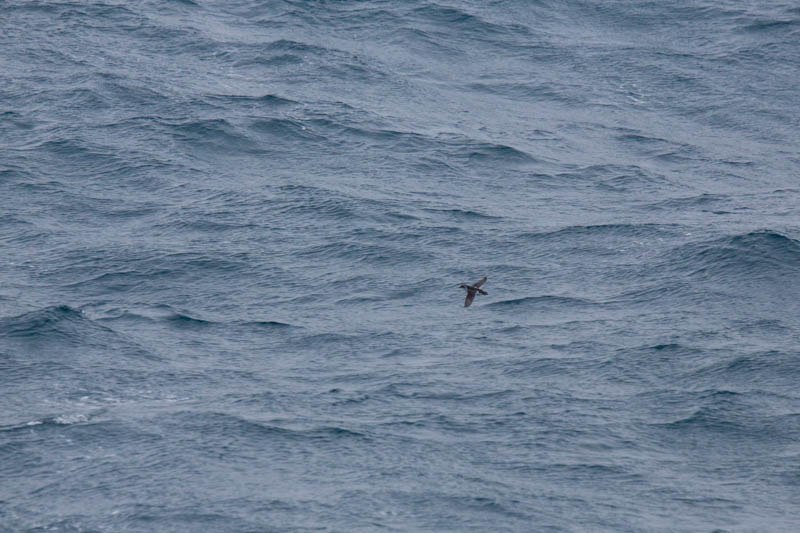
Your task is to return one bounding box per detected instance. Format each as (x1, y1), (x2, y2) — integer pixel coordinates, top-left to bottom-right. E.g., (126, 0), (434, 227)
(166, 314), (296, 331)
(61, 269), (162, 293)
(233, 53), (305, 68)
(555, 164), (673, 192)
(0, 412), (93, 433)
(248, 117), (326, 142)
(487, 295), (596, 309)
(650, 396), (800, 446)
(264, 39), (328, 56)
(207, 93), (296, 108)
(422, 208), (501, 220)
(647, 193), (730, 211)
(275, 185), (369, 221)
(389, 26), (464, 58)
(298, 117), (539, 171)
(95, 305), (296, 331)
(457, 140), (538, 166)
(467, 79), (585, 105)
(610, 283), (704, 307)
(410, 3), (532, 44)
(51, 249), (254, 298)
(660, 231), (800, 282)
(238, 320), (295, 329)
(411, 4), (482, 27)
(740, 18), (800, 34)
(614, 131), (699, 162)
(296, 241), (431, 266)
(1, 305), (101, 340)
(163, 118), (262, 154)
(681, 350), (800, 389)
(0, 305), (161, 361)
(377, 385), (514, 403)
(301, 332), (357, 345)
(335, 295), (384, 306)
(654, 407), (748, 434)
(518, 223), (679, 241)
(166, 411), (370, 444)
(305, 118), (430, 152)
(218, 38), (388, 81)
(162, 312), (213, 328)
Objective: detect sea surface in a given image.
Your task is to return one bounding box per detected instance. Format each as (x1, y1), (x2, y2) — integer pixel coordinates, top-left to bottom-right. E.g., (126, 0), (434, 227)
(2, 1), (799, 531)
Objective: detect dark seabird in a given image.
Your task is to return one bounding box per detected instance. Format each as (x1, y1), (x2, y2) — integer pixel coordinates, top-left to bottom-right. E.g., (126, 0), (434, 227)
(459, 276), (488, 307)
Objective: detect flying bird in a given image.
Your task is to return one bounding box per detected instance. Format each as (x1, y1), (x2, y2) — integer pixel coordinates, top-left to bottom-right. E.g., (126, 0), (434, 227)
(459, 276), (488, 307)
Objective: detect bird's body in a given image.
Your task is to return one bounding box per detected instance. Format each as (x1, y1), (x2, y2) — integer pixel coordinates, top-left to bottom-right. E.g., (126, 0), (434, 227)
(460, 276), (488, 307)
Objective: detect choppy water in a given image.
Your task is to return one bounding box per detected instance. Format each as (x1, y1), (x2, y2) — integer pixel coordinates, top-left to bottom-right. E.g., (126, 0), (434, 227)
(2, 1), (800, 531)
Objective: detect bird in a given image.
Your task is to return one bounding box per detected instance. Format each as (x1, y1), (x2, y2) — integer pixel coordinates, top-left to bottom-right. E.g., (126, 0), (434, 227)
(459, 276), (488, 307)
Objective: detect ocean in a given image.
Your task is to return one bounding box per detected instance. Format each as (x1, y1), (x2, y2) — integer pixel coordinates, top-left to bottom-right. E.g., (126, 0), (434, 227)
(1, 1), (799, 531)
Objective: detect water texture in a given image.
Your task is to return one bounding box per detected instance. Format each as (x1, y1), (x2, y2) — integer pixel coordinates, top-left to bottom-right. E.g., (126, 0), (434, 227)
(1, 1), (799, 531)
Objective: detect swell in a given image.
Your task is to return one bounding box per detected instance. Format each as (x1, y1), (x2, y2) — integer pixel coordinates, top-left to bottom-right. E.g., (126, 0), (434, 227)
(45, 249), (256, 296)
(212, 38), (389, 82)
(647, 392), (800, 447)
(680, 350), (800, 390)
(517, 223), (680, 241)
(206, 93), (297, 108)
(297, 240), (434, 267)
(275, 185), (418, 224)
(658, 230), (800, 281)
(289, 119), (539, 168)
(409, 3), (534, 44)
(162, 411), (370, 446)
(487, 295), (597, 308)
(0, 305), (114, 341)
(466, 79), (587, 105)
(92, 305), (296, 331)
(0, 411), (99, 434)
(161, 118), (263, 154)
(0, 305), (158, 360)
(613, 230), (800, 307)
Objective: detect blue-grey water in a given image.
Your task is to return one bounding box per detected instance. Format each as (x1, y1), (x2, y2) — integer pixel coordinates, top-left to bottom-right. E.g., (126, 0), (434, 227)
(2, 1), (799, 531)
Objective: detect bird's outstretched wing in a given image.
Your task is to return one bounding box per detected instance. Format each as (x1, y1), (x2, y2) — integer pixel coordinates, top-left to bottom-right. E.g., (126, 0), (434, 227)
(473, 276), (487, 288)
(464, 289), (476, 307)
